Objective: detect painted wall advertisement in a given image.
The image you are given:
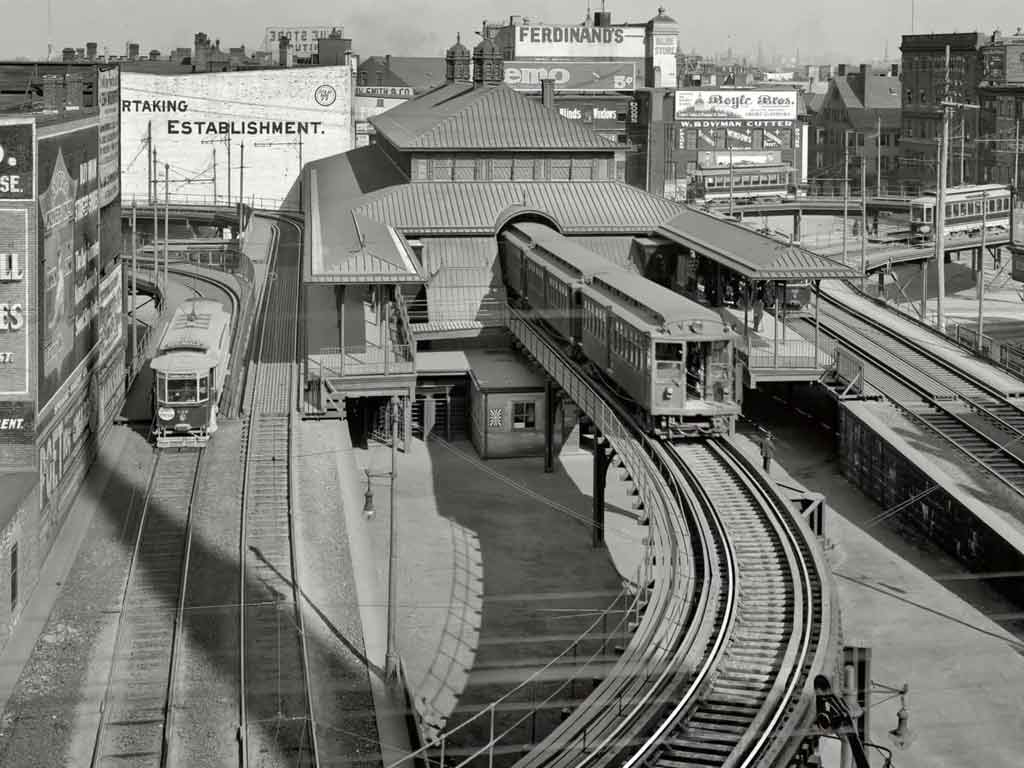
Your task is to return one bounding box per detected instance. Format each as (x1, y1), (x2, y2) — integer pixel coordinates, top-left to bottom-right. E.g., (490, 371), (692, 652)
(0, 400), (34, 465)
(97, 262), (123, 362)
(513, 24), (645, 59)
(674, 90), (798, 122)
(37, 125), (101, 410)
(120, 68), (354, 206)
(39, 366), (95, 512)
(504, 61), (638, 92)
(0, 202), (32, 398)
(0, 119), (35, 201)
(97, 67), (120, 207)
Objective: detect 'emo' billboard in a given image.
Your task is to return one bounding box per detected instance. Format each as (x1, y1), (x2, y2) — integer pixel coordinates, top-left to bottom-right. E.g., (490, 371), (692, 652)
(120, 68), (353, 208)
(37, 123), (101, 410)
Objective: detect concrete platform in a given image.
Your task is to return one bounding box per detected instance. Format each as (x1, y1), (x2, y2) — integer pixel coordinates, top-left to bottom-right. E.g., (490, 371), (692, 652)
(843, 399), (1024, 557)
(729, 421), (1024, 768)
(823, 280), (1024, 397)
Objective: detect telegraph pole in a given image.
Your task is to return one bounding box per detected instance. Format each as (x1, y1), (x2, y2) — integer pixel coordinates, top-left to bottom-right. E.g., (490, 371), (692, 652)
(860, 157), (867, 291)
(152, 147), (159, 284)
(876, 115), (882, 196)
(238, 142), (245, 235)
(1016, 118), (1021, 194)
(147, 122), (153, 204)
(201, 136), (231, 204)
(936, 109), (948, 331)
(843, 131), (851, 266)
(960, 110), (966, 186)
(729, 146), (735, 216)
(978, 191), (988, 351)
(164, 162), (170, 288)
(212, 147), (217, 204)
(131, 202), (138, 367)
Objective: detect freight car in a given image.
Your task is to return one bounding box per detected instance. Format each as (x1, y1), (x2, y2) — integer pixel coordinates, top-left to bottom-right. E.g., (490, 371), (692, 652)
(500, 222), (739, 437)
(150, 297), (232, 448)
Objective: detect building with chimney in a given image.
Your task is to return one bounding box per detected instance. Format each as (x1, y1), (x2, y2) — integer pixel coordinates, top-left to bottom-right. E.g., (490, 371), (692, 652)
(354, 54), (446, 146)
(978, 27), (1024, 188)
(898, 32), (986, 188)
(806, 64), (902, 194)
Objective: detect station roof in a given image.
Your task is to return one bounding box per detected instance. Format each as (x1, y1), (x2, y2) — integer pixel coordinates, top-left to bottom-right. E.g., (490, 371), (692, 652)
(466, 348), (546, 392)
(656, 207), (858, 281)
(369, 81), (619, 151)
(352, 181), (683, 236)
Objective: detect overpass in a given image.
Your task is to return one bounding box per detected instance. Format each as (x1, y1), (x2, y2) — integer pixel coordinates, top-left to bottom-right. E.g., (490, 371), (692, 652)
(863, 232), (1011, 273)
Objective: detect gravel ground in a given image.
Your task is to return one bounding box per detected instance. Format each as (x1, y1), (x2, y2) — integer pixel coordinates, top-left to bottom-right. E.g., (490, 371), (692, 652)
(293, 420), (381, 768)
(0, 427), (155, 768)
(167, 420), (245, 768)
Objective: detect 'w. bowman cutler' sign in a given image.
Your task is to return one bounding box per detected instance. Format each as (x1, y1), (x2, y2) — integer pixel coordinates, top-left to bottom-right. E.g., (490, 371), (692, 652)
(120, 68), (353, 206)
(513, 24), (645, 59)
(674, 90), (798, 122)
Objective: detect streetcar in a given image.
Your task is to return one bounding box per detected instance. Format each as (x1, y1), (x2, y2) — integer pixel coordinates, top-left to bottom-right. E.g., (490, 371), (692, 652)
(150, 297), (232, 448)
(688, 163), (799, 206)
(908, 184), (1012, 243)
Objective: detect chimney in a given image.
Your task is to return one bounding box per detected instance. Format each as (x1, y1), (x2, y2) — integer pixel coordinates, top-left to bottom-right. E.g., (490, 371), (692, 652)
(149, 49), (160, 61)
(279, 36), (292, 67)
(386, 54), (391, 71)
(859, 63), (868, 77)
(62, 47), (76, 62)
(86, 42), (97, 60)
(837, 63), (847, 77)
(891, 63), (899, 77)
(541, 77), (554, 108)
(128, 42), (140, 60)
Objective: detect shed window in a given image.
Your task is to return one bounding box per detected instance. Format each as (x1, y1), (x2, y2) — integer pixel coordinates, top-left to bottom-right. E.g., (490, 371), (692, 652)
(432, 157), (453, 181)
(492, 158), (512, 181)
(571, 157), (594, 180)
(551, 158), (571, 180)
(513, 157), (534, 181)
(454, 157), (476, 180)
(512, 401), (536, 430)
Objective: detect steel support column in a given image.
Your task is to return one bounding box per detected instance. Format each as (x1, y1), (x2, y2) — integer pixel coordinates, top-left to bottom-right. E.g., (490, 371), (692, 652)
(544, 379), (555, 473)
(920, 260), (928, 320)
(592, 435), (608, 548)
(793, 210), (802, 242)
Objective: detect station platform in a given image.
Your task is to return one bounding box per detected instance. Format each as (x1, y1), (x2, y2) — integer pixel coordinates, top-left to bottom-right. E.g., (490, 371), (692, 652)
(728, 424), (1024, 768)
(717, 303), (830, 384)
(822, 280), (1024, 397)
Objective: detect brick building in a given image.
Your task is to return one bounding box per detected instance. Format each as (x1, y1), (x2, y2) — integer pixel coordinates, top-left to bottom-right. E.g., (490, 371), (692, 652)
(806, 64), (902, 194)
(978, 28), (1024, 188)
(899, 33), (986, 187)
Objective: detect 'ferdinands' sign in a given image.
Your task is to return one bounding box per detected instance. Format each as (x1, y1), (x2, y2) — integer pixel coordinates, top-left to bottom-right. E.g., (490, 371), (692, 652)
(120, 68), (353, 206)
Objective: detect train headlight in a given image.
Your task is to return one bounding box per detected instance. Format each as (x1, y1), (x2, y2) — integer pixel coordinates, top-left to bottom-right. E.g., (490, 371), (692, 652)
(918, 225), (931, 235)
(663, 386), (675, 400)
(158, 407), (175, 422)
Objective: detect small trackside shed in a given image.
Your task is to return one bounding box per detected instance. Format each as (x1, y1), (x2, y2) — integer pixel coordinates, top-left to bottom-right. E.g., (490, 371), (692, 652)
(467, 348), (551, 460)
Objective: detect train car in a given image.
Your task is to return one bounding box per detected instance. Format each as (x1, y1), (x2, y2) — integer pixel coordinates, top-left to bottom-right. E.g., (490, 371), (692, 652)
(909, 184), (1012, 242)
(500, 222), (739, 436)
(150, 297), (232, 448)
(688, 163), (794, 205)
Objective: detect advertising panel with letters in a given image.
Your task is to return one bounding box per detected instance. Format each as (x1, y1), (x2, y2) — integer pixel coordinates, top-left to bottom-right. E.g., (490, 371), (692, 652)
(37, 123), (101, 411)
(0, 202), (33, 397)
(0, 400), (34, 469)
(504, 61), (638, 92)
(97, 262), (123, 361)
(0, 119), (35, 201)
(97, 67), (120, 207)
(513, 24), (645, 59)
(675, 89), (798, 122)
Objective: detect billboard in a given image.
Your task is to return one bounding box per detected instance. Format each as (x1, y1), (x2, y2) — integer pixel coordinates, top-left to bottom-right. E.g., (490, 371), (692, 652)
(513, 24), (645, 59)
(97, 67), (120, 207)
(675, 90), (798, 122)
(0, 203), (32, 397)
(96, 262), (123, 361)
(0, 400), (34, 469)
(120, 67), (354, 206)
(38, 367), (95, 512)
(37, 124), (101, 410)
(504, 61), (638, 92)
(553, 101), (630, 125)
(697, 151), (783, 168)
(0, 120), (35, 201)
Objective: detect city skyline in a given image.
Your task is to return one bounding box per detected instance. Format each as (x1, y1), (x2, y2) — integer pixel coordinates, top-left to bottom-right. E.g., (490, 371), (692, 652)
(1, 0), (1022, 64)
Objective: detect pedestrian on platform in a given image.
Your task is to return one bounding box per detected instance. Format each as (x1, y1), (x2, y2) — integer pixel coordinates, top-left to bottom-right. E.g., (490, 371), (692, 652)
(994, 248), (1002, 270)
(761, 433), (774, 473)
(753, 295), (764, 333)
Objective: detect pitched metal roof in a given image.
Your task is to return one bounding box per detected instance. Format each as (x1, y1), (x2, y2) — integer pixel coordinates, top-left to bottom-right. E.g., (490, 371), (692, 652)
(656, 207), (857, 281)
(369, 81), (619, 150)
(352, 181), (684, 235)
(419, 237), (506, 326)
(569, 236), (641, 271)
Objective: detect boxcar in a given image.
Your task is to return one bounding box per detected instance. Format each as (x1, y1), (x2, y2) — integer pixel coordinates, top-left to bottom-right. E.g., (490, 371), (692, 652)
(150, 297), (232, 448)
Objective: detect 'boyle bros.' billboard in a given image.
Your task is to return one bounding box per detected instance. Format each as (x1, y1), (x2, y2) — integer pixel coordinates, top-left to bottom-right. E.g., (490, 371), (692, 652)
(674, 90), (799, 124)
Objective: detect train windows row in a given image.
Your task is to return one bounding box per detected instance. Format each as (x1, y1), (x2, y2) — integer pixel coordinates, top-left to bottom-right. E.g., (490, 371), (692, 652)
(947, 197), (1010, 218)
(610, 320), (648, 371)
(703, 173), (785, 188)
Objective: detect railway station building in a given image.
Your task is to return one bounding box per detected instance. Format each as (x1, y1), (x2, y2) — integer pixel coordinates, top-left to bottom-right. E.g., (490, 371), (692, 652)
(0, 62), (124, 649)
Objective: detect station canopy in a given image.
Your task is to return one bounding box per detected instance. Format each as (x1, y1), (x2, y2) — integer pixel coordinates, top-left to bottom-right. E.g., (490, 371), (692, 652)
(656, 207), (858, 281)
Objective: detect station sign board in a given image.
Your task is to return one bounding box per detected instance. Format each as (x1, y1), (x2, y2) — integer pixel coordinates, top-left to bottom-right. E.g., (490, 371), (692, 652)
(513, 24), (645, 59)
(504, 61), (638, 92)
(675, 89), (798, 122)
(0, 202), (32, 397)
(0, 119), (35, 201)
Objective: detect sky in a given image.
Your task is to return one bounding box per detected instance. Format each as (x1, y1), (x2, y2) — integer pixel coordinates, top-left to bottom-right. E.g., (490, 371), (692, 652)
(1, 0), (1023, 64)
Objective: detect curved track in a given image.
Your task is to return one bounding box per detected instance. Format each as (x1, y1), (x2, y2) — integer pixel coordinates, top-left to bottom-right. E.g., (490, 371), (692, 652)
(811, 290), (1024, 497)
(238, 215), (319, 767)
(91, 448), (204, 768)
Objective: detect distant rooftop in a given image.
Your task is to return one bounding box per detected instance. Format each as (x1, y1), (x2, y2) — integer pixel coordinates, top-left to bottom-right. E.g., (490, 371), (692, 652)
(0, 61), (106, 123)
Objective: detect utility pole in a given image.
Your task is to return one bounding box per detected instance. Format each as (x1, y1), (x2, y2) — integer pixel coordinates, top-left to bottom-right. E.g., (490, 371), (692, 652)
(212, 147), (217, 204)
(164, 162), (170, 288)
(978, 191), (988, 351)
(843, 130), (851, 266)
(201, 135), (231, 204)
(255, 134), (304, 207)
(1015, 118), (1021, 194)
(729, 145), (735, 216)
(152, 148), (159, 284)
(147, 122), (153, 205)
(131, 202), (137, 369)
(861, 157), (867, 291)
(385, 395), (400, 683)
(936, 109), (948, 331)
(960, 109), (966, 186)
(238, 142), (245, 235)
(876, 115), (882, 197)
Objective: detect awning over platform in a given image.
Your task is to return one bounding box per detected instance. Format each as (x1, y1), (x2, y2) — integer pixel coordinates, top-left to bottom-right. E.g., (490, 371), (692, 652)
(419, 237), (506, 327)
(656, 207), (857, 281)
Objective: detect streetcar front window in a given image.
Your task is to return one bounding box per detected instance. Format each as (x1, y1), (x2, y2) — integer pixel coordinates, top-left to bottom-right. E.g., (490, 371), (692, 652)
(166, 375), (199, 404)
(198, 374), (210, 401)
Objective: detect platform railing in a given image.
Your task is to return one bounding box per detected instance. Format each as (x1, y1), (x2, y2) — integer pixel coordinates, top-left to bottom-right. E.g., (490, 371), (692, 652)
(127, 191), (301, 213)
(404, 296), (508, 327)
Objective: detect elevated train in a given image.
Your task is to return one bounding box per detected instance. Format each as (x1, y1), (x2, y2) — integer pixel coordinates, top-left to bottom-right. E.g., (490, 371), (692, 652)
(909, 184), (1012, 243)
(150, 297), (232, 448)
(500, 222), (740, 437)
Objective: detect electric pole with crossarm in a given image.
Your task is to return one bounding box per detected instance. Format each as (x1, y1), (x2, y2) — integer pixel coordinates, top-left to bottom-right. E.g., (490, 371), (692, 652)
(254, 134), (304, 207)
(201, 135), (232, 205)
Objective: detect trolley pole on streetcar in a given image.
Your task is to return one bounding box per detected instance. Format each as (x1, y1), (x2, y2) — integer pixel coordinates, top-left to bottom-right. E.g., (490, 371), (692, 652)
(164, 162), (170, 290)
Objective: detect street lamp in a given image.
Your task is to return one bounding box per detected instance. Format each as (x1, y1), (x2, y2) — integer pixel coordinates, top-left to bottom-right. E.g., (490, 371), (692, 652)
(361, 395), (401, 683)
(814, 674), (914, 768)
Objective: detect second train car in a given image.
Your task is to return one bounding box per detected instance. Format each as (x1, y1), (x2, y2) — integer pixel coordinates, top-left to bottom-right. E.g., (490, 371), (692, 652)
(500, 222), (739, 437)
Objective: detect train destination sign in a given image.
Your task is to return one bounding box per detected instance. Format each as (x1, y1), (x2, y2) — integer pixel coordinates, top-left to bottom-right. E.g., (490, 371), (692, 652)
(0, 120), (34, 201)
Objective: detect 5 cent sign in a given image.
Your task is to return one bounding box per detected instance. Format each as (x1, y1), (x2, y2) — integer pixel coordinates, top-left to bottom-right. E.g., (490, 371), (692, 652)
(0, 120), (34, 201)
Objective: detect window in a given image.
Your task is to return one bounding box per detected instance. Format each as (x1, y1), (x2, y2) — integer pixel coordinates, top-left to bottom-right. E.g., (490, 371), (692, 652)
(358, 71), (367, 86)
(412, 157), (429, 180)
(166, 375), (199, 403)
(551, 157), (571, 180)
(376, 98), (385, 107)
(432, 157), (453, 181)
(454, 157), (476, 180)
(376, 73), (384, 86)
(492, 157), (512, 181)
(9, 543), (17, 611)
(512, 402), (536, 430)
(906, 89), (913, 103)
(512, 156), (534, 181)
(684, 129), (698, 149)
(571, 157), (594, 180)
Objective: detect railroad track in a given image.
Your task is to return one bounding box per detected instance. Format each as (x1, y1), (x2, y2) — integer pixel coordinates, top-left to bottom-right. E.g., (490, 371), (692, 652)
(623, 439), (817, 768)
(91, 448), (204, 768)
(808, 292), (1024, 496)
(499, 309), (831, 768)
(239, 215), (319, 767)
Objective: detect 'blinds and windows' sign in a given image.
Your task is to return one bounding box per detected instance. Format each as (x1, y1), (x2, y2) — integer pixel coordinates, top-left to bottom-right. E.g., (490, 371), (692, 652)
(120, 68), (353, 207)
